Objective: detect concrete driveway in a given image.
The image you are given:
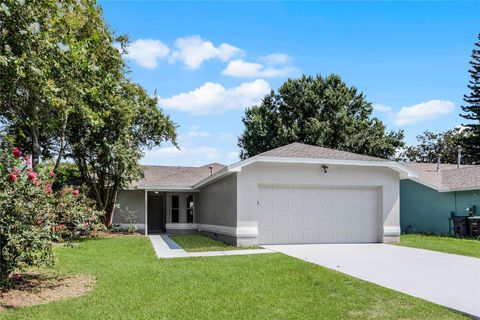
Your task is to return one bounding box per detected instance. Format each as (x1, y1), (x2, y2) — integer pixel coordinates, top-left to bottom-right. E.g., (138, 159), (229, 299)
(263, 244), (480, 318)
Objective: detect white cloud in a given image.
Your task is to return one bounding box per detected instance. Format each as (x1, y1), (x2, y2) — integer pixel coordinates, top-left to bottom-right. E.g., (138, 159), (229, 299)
(142, 145), (220, 166)
(170, 35), (243, 70)
(394, 100), (454, 125)
(122, 39), (170, 69)
(373, 103), (392, 113)
(158, 79), (271, 115)
(142, 145), (244, 166)
(217, 132), (236, 142)
(260, 53), (291, 64)
(221, 59), (297, 78)
(183, 129), (211, 138)
(226, 151), (239, 161)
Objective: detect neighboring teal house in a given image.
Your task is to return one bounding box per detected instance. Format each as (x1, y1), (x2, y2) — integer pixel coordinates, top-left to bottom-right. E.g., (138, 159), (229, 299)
(400, 163), (480, 234)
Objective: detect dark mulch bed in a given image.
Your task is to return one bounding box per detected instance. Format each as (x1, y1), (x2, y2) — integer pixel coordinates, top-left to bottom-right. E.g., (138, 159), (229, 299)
(97, 231), (143, 238)
(0, 272), (95, 312)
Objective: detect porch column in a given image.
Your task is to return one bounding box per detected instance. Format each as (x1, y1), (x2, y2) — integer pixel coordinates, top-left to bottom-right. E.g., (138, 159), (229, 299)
(144, 189), (148, 235)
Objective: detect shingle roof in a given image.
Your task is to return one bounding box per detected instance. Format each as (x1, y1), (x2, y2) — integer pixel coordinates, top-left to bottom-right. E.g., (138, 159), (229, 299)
(402, 162), (480, 190)
(130, 163), (226, 188)
(257, 142), (389, 162)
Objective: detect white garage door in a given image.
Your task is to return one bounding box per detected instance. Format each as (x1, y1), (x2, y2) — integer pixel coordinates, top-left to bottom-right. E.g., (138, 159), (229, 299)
(257, 185), (380, 244)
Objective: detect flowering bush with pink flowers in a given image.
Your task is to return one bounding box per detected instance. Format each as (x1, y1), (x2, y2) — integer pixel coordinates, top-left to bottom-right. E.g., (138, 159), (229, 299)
(0, 147), (104, 285)
(49, 186), (105, 241)
(0, 147), (54, 285)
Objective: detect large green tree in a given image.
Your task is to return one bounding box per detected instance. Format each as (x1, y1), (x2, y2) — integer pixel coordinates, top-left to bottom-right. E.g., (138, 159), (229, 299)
(68, 81), (176, 226)
(0, 0), (177, 225)
(461, 33), (480, 163)
(238, 74), (404, 159)
(0, 0), (86, 170)
(399, 127), (473, 164)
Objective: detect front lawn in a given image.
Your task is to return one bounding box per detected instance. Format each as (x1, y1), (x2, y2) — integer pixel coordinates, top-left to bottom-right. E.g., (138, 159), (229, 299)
(170, 234), (256, 252)
(0, 236), (467, 319)
(398, 234), (480, 258)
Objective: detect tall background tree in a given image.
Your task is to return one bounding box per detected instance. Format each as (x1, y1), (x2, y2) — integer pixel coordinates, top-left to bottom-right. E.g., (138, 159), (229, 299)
(0, 0), (177, 225)
(238, 74), (404, 159)
(0, 0), (101, 171)
(461, 33), (480, 164)
(399, 127), (473, 164)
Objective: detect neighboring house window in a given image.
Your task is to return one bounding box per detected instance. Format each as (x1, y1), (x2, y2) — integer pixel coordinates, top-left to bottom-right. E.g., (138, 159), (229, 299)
(186, 194), (194, 223)
(171, 195), (179, 223)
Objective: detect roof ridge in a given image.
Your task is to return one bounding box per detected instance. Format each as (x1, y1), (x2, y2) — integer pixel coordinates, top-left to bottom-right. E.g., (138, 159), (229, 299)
(142, 164), (206, 169)
(257, 142), (388, 162)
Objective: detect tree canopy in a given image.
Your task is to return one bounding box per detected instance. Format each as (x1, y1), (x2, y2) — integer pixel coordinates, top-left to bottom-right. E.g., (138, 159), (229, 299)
(0, 0), (177, 225)
(461, 33), (480, 163)
(238, 74), (404, 159)
(399, 127), (473, 164)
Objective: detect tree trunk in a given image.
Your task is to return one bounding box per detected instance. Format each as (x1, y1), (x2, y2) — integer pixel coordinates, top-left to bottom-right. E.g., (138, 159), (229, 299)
(74, 155), (104, 212)
(30, 126), (40, 171)
(53, 113), (69, 174)
(103, 187), (118, 227)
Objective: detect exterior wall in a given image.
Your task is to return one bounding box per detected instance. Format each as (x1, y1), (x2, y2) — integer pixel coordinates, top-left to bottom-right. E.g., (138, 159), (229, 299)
(113, 190), (198, 234)
(196, 174), (237, 227)
(113, 190), (146, 231)
(400, 180), (480, 234)
(237, 162), (401, 244)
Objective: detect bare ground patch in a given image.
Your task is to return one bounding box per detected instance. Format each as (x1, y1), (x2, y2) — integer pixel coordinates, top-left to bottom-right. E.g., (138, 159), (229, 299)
(0, 272), (95, 312)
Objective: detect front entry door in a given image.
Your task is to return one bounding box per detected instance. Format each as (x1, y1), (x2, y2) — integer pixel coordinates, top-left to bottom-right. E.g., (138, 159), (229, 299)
(147, 194), (165, 233)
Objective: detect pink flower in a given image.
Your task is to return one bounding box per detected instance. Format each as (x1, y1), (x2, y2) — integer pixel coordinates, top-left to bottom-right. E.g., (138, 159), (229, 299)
(33, 180), (40, 187)
(49, 171), (55, 177)
(44, 184), (53, 194)
(8, 173), (17, 182)
(27, 172), (37, 180)
(57, 224), (65, 229)
(12, 168), (20, 175)
(58, 202), (65, 208)
(23, 154), (30, 161)
(12, 147), (22, 158)
(72, 189), (80, 196)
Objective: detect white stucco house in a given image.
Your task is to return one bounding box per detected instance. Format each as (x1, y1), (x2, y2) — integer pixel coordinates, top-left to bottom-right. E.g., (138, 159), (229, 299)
(113, 142), (416, 245)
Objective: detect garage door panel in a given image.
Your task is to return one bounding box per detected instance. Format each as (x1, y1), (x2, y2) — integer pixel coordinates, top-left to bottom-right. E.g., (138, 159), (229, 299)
(289, 230), (305, 242)
(320, 215), (335, 226)
(259, 216), (273, 227)
(304, 231), (319, 242)
(305, 216), (318, 227)
(259, 186), (274, 195)
(292, 201), (304, 212)
(275, 187), (290, 196)
(320, 231), (335, 242)
(262, 200), (274, 212)
(290, 216), (304, 226)
(258, 185), (380, 244)
(275, 200), (290, 212)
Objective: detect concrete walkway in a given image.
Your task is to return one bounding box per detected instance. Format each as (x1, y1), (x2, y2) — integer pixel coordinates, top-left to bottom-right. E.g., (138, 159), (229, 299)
(148, 235), (273, 258)
(264, 243), (480, 318)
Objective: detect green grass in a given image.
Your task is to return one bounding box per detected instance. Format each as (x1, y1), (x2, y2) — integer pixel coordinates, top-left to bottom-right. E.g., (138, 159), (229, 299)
(398, 234), (480, 258)
(170, 234), (256, 252)
(0, 236), (467, 320)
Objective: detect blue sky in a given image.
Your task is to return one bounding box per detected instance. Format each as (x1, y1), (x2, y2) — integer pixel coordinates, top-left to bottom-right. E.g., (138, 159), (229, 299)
(99, 1), (480, 166)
